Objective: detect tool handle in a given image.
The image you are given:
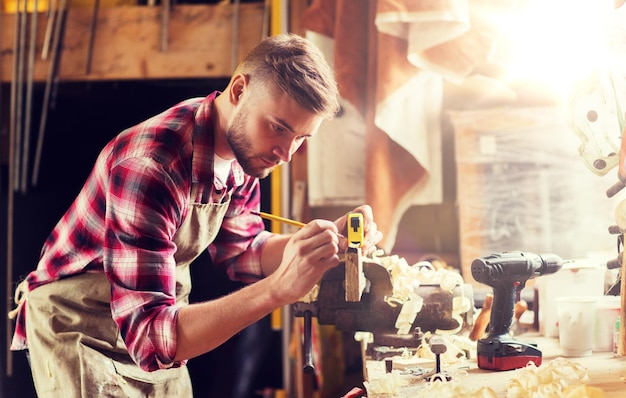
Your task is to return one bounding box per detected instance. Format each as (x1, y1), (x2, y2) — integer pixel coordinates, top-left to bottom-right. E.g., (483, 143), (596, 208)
(607, 256), (622, 269)
(303, 310), (315, 374)
(469, 293), (493, 341)
(488, 284), (517, 336)
(607, 179), (626, 198)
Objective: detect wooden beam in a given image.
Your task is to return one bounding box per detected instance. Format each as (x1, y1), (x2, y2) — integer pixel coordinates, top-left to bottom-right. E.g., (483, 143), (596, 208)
(288, 0), (309, 35)
(0, 3), (266, 82)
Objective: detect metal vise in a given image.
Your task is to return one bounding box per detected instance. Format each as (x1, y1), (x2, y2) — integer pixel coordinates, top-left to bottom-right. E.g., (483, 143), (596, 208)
(292, 258), (474, 371)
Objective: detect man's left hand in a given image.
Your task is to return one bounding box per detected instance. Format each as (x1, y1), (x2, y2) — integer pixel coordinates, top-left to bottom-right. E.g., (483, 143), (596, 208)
(333, 204), (383, 255)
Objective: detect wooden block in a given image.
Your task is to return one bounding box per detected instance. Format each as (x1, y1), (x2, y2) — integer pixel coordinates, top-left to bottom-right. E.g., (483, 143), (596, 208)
(345, 247), (366, 302)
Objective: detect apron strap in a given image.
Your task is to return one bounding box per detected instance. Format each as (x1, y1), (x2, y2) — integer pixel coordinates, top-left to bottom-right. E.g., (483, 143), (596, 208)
(8, 280), (28, 320)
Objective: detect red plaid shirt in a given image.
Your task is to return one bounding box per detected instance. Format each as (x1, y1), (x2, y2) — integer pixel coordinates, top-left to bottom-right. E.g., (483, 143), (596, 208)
(11, 92), (271, 371)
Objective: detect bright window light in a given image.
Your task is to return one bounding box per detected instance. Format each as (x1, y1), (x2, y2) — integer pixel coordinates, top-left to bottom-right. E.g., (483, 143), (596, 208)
(495, 0), (624, 101)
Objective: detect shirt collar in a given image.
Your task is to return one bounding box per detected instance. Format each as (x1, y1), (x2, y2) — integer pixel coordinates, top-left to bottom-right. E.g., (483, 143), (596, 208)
(192, 91), (245, 189)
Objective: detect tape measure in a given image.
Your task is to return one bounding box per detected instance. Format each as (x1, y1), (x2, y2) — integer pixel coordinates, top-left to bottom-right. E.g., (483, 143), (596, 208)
(347, 213), (364, 248)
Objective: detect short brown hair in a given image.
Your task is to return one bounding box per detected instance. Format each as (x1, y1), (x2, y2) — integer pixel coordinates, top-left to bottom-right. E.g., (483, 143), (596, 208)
(238, 33), (340, 118)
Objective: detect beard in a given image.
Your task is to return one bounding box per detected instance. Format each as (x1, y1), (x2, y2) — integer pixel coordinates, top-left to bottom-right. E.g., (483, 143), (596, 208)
(226, 107), (276, 179)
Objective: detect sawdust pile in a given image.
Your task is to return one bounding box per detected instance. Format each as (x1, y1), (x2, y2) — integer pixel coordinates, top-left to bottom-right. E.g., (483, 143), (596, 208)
(365, 357), (605, 397)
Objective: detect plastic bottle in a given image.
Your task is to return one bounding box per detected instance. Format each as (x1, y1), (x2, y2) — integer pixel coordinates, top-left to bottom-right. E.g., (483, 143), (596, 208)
(614, 316), (621, 354)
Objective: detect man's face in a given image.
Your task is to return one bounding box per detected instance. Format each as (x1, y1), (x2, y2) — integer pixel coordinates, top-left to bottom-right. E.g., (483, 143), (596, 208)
(226, 83), (324, 178)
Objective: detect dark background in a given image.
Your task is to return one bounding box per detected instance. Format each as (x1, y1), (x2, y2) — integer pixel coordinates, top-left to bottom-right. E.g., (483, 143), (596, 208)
(0, 79), (284, 397)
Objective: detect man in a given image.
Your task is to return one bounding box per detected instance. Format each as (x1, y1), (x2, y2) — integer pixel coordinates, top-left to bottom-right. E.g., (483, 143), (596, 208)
(9, 33), (382, 397)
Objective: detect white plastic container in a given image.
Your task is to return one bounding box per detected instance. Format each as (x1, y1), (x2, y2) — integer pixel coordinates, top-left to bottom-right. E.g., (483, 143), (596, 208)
(594, 295), (621, 352)
(556, 296), (598, 357)
(537, 259), (606, 337)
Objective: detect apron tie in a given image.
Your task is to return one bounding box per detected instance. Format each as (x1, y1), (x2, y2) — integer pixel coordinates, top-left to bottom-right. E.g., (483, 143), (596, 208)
(8, 280), (29, 320)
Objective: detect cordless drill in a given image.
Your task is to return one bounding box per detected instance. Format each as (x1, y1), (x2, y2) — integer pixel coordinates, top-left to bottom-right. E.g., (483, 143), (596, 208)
(471, 251), (564, 371)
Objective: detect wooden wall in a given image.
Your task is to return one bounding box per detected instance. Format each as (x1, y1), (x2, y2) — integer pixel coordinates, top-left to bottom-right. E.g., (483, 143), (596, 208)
(0, 2), (266, 82)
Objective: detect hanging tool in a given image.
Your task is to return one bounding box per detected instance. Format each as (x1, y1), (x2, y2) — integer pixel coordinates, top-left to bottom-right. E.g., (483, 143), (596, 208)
(85, 0), (100, 74)
(41, 0), (57, 60)
(471, 251), (563, 371)
(231, 0), (240, 72)
(32, 0), (69, 186)
(7, 0), (23, 377)
(21, 0), (39, 192)
(13, 0), (28, 190)
(160, 0), (169, 52)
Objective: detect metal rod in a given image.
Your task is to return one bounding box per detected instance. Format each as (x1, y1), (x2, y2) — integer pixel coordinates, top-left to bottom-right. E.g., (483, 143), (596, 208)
(6, 78), (15, 378)
(160, 0), (169, 52)
(9, 0), (20, 184)
(14, 0), (28, 191)
(231, 0), (240, 73)
(41, 0), (57, 60)
(280, 304), (292, 396)
(261, 0), (270, 39)
(32, 0), (68, 186)
(268, 0), (291, 392)
(22, 0), (39, 193)
(85, 0), (99, 74)
(302, 310), (314, 374)
(6, 0), (20, 377)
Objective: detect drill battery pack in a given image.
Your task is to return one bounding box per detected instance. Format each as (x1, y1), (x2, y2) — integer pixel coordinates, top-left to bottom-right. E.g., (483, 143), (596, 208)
(477, 337), (542, 371)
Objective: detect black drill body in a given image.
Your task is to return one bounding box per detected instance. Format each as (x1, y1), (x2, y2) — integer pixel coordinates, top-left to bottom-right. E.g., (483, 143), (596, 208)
(471, 251), (563, 371)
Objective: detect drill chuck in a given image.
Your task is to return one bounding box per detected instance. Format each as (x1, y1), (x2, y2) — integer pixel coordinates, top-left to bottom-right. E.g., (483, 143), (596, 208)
(538, 253), (564, 275)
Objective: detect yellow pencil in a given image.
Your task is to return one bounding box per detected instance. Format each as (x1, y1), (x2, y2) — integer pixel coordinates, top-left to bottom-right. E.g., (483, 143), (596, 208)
(251, 211), (306, 228)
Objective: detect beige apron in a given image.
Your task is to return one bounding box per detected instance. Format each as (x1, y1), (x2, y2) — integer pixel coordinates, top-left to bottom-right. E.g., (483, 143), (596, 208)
(25, 184), (231, 398)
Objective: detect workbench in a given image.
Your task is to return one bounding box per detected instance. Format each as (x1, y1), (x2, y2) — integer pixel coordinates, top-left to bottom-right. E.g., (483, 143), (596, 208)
(363, 333), (626, 397)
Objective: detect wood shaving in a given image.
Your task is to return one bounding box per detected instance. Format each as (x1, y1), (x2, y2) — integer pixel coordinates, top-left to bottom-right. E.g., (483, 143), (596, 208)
(373, 254), (468, 334)
(561, 384), (606, 398)
(363, 372), (410, 394)
(507, 357), (601, 398)
(395, 294), (424, 334)
(416, 332), (472, 365)
(414, 376), (497, 397)
(299, 284), (319, 303)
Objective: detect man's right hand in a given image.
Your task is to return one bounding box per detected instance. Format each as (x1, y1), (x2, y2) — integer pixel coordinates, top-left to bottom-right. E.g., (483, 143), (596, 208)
(268, 219), (342, 304)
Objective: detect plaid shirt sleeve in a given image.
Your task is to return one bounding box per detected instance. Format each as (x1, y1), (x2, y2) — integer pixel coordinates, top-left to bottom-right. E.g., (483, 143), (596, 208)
(105, 156), (189, 371)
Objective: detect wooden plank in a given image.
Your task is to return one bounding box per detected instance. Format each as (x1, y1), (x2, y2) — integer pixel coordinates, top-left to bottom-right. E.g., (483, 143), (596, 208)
(0, 3), (266, 82)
